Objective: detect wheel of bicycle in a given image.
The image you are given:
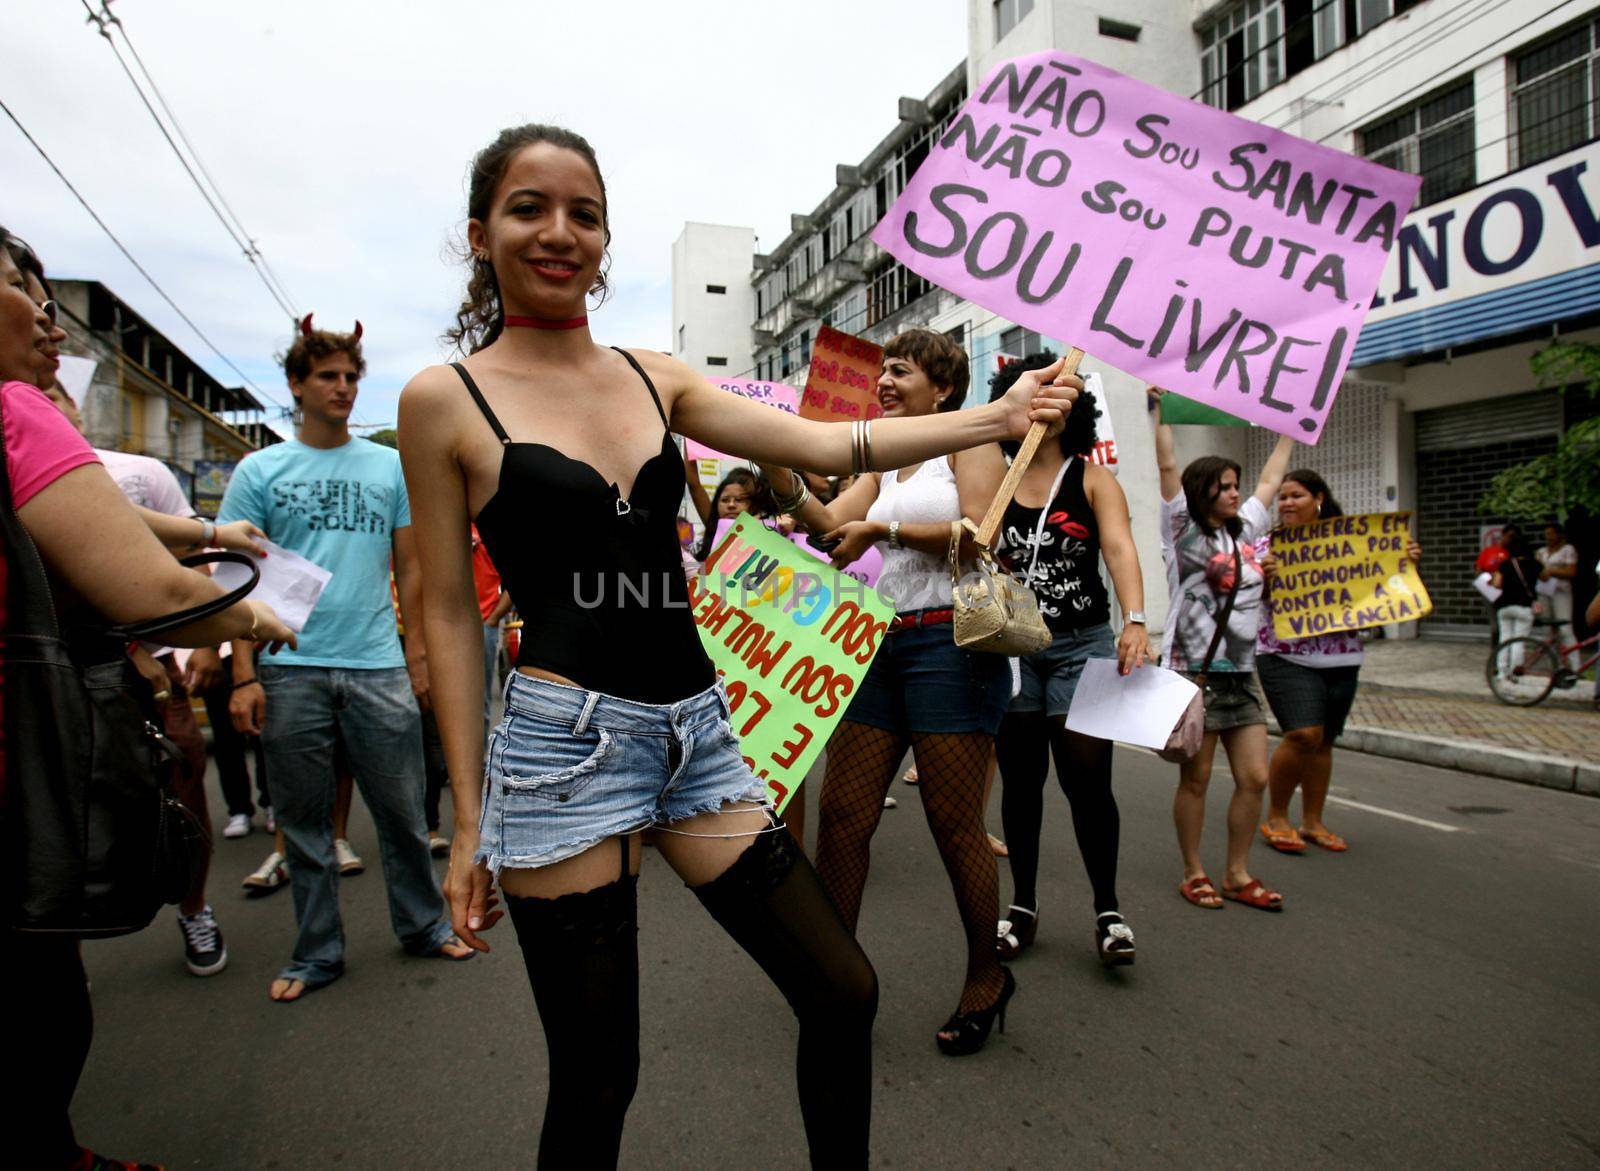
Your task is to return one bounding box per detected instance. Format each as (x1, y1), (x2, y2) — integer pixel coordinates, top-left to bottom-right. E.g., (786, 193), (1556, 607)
(1485, 637), (1560, 706)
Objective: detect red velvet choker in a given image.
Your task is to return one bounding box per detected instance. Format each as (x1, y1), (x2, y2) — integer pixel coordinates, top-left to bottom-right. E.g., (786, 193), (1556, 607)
(505, 314), (588, 330)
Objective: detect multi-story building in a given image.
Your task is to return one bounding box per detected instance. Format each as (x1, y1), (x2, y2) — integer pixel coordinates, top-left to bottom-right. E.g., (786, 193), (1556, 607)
(672, 223), (757, 378)
(676, 0), (1599, 637)
(53, 279), (277, 502)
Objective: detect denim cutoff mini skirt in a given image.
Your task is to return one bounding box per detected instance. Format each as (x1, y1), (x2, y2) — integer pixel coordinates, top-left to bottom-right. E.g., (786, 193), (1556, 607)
(477, 672), (771, 872)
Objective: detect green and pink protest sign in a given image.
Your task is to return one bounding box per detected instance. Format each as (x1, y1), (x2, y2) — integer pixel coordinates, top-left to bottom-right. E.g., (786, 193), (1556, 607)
(689, 515), (895, 813)
(872, 52), (1421, 442)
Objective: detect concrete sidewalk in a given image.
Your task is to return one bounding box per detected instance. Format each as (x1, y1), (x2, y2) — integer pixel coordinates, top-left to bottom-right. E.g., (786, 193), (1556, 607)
(1313, 638), (1599, 797)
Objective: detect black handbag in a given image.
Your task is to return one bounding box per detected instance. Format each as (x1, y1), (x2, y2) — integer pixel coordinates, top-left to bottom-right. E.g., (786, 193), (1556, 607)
(0, 409), (262, 938)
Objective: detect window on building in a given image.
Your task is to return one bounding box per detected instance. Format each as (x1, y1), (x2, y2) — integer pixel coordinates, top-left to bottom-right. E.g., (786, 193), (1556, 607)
(801, 330), (812, 366)
(865, 262), (932, 328)
(756, 288), (764, 317)
(945, 322), (968, 351)
(994, 0), (1033, 41)
(1512, 17), (1600, 169)
(1201, 0), (1422, 111)
(1360, 79), (1475, 206)
(1098, 18), (1141, 42)
(706, 356), (728, 367)
(1000, 326), (1042, 357)
(706, 284), (726, 294)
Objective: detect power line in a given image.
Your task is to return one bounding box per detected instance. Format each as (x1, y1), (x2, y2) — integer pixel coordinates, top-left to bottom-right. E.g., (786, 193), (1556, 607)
(0, 94), (292, 416)
(78, 0), (300, 321)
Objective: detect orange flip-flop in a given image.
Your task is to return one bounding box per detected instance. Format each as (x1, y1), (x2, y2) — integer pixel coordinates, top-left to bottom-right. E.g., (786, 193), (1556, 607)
(1300, 828), (1348, 852)
(1222, 879), (1284, 912)
(1179, 875), (1223, 909)
(1259, 823), (1306, 854)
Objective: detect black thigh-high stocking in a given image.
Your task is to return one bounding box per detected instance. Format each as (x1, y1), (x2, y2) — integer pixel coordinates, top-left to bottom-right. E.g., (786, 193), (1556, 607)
(505, 875), (640, 1171)
(812, 720), (906, 931)
(995, 712), (1052, 912)
(1049, 719), (1120, 916)
(910, 731), (1006, 1014)
(693, 826), (878, 1170)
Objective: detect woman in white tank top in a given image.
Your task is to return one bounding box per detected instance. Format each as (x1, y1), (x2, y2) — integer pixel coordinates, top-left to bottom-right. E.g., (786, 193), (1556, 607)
(762, 328), (1079, 1058)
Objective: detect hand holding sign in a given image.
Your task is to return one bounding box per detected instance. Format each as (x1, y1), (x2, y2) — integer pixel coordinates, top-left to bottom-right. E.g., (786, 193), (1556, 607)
(872, 51), (1420, 441)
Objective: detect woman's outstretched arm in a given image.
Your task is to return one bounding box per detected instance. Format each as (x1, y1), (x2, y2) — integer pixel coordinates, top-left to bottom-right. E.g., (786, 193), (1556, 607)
(398, 369), (502, 953)
(1147, 387), (1181, 502)
(658, 353), (1079, 473)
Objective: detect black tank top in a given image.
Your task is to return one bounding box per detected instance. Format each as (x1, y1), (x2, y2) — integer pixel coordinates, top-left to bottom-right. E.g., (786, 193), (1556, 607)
(998, 457), (1111, 633)
(453, 351), (715, 704)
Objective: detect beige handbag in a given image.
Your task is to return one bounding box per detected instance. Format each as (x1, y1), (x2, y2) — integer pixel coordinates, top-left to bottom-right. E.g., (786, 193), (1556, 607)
(949, 519), (1053, 655)
(948, 347), (1089, 657)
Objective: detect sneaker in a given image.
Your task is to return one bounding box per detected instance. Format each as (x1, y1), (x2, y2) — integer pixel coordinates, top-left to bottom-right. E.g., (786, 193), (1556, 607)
(263, 805), (276, 833)
(428, 832), (451, 857)
(1096, 911), (1136, 968)
(242, 850), (288, 895)
(335, 838), (365, 876)
(223, 813), (251, 839)
(177, 905), (228, 976)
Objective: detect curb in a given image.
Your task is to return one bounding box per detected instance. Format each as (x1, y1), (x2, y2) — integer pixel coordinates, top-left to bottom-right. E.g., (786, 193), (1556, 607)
(1331, 724), (1600, 798)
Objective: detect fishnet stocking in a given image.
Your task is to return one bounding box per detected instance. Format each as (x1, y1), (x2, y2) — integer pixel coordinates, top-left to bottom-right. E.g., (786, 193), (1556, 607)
(813, 720), (907, 932)
(910, 731), (1007, 1015)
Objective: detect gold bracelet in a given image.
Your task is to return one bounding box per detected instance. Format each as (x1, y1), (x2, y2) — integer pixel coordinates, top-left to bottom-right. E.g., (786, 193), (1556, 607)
(861, 419), (874, 474)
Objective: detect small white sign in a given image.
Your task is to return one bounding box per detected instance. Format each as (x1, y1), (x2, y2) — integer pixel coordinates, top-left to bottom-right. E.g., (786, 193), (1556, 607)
(212, 540), (332, 633)
(1065, 658), (1199, 750)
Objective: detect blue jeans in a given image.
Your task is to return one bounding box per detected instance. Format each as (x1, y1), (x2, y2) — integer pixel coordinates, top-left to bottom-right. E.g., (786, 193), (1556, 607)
(259, 663), (453, 986)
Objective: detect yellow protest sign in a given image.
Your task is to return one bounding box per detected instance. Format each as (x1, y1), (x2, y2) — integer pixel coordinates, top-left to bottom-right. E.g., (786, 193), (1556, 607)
(1268, 511), (1431, 641)
(689, 514), (895, 813)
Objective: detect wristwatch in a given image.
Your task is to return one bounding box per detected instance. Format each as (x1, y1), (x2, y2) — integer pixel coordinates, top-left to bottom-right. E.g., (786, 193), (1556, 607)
(888, 521), (902, 550)
(1125, 611), (1147, 624)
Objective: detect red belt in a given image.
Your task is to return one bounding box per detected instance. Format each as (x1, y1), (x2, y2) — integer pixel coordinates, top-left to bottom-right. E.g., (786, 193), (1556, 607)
(888, 608), (954, 633)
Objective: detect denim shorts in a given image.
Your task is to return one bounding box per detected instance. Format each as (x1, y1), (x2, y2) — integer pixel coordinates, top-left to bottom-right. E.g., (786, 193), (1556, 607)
(1183, 671), (1267, 732)
(1012, 624), (1116, 717)
(1255, 654), (1361, 738)
(842, 620), (1011, 737)
(477, 672), (770, 872)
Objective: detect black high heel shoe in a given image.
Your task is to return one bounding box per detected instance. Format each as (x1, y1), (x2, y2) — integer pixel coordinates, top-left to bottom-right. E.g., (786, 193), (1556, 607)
(935, 968), (1016, 1057)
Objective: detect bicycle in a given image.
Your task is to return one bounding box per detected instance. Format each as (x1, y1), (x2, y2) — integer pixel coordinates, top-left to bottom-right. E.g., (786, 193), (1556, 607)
(1486, 623), (1600, 706)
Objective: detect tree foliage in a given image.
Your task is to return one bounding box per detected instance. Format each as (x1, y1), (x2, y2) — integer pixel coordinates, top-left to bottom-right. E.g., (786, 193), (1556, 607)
(1478, 341), (1600, 521)
(366, 428), (399, 449)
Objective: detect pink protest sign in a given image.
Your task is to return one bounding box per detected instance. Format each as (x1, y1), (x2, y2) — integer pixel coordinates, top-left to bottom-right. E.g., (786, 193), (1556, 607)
(872, 52), (1421, 441)
(684, 379), (799, 460)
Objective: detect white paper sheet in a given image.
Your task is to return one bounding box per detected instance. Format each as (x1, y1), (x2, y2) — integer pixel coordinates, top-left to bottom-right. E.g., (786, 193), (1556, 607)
(211, 540), (332, 633)
(1064, 658), (1200, 750)
(1472, 572), (1502, 604)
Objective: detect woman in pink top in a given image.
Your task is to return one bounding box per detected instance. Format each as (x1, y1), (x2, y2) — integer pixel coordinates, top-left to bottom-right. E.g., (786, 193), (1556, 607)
(1255, 469), (1420, 853)
(1, 227), (296, 1171)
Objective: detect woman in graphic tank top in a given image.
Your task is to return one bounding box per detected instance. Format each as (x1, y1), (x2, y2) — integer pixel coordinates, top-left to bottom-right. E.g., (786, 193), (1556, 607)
(986, 354), (1152, 971)
(396, 127), (1082, 1169)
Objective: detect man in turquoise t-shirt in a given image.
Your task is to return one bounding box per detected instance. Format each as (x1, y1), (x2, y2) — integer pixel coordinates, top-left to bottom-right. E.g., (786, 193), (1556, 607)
(222, 320), (472, 1002)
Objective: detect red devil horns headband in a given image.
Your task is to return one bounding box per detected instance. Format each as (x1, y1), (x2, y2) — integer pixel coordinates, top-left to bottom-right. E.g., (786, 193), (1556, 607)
(299, 313), (363, 341)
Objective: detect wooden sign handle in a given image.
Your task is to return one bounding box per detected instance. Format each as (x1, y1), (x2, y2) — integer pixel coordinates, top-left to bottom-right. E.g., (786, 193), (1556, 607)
(972, 347), (1086, 551)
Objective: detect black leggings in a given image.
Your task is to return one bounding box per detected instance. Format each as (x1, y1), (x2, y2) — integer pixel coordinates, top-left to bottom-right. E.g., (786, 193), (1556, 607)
(4, 933), (93, 1166)
(504, 827), (877, 1170)
(995, 712), (1120, 916)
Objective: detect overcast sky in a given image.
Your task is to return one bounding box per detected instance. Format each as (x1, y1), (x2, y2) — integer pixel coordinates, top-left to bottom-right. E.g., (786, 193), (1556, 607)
(7, 0), (967, 433)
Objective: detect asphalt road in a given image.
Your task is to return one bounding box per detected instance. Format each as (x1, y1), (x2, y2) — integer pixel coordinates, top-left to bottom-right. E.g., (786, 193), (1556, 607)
(73, 742), (1600, 1168)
